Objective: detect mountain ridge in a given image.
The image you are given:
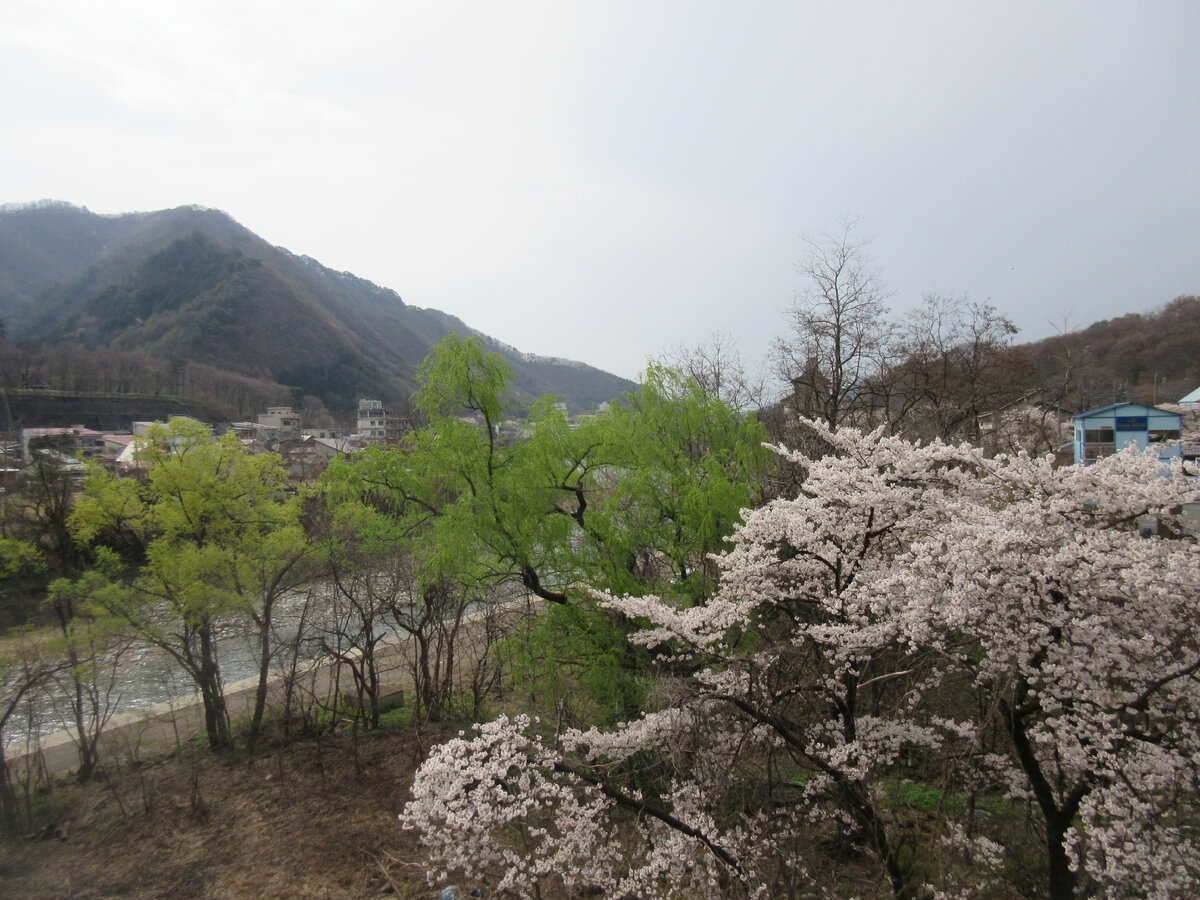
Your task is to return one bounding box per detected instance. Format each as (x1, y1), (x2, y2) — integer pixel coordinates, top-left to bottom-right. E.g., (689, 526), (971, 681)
(0, 202), (636, 418)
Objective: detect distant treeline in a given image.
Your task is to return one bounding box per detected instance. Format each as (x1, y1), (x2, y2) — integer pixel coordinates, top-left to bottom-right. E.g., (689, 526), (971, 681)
(0, 342), (291, 422)
(0, 295), (1196, 428)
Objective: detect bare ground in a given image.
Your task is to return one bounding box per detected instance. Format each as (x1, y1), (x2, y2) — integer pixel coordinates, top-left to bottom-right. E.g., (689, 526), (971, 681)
(0, 724), (451, 900)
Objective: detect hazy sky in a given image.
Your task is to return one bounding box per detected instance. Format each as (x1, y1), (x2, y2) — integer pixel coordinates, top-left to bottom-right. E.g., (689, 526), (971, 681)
(3, 1), (1197, 381)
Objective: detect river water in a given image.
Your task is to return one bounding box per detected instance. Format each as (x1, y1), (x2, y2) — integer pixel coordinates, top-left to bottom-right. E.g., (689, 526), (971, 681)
(3, 587), (387, 751)
(4, 582), (523, 752)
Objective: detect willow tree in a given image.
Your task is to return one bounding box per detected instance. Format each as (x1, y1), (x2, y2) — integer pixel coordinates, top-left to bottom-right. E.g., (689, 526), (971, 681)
(320, 336), (555, 720)
(323, 336), (771, 721)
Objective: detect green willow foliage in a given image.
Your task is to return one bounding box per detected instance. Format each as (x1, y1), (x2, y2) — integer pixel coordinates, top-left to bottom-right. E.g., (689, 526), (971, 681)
(321, 336), (771, 720)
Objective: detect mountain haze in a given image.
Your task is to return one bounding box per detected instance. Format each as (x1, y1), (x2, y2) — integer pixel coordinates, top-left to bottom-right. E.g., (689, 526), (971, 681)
(0, 201), (635, 416)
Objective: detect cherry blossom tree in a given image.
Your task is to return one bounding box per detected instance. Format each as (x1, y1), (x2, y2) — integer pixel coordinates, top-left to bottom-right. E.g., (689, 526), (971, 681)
(402, 422), (1200, 899)
(882, 448), (1200, 897)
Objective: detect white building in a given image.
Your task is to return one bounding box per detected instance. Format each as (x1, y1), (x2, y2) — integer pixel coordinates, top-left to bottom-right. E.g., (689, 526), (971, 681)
(357, 399), (387, 442)
(258, 406), (302, 441)
(355, 399), (409, 444)
(20, 426), (105, 467)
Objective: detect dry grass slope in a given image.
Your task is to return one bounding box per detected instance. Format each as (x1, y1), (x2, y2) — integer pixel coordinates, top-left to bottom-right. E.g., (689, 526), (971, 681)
(0, 725), (448, 899)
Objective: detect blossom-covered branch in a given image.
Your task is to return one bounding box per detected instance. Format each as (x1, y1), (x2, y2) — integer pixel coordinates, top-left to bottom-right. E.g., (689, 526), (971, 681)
(402, 421), (1200, 898)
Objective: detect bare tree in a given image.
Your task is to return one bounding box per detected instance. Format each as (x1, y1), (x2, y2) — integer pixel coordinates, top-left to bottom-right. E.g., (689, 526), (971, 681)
(668, 331), (765, 413)
(773, 218), (893, 428)
(316, 541), (474, 728)
(45, 603), (132, 783)
(0, 649), (55, 833)
(271, 586), (323, 739)
(319, 553), (405, 729)
(891, 293), (1023, 442)
(391, 572), (473, 725)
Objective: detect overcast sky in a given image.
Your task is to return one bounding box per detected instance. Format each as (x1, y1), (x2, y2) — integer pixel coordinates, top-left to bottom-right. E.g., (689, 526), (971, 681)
(3, 1), (1197, 381)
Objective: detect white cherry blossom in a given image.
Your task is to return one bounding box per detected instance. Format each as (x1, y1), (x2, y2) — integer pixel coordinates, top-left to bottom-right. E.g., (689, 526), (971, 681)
(402, 421), (1200, 898)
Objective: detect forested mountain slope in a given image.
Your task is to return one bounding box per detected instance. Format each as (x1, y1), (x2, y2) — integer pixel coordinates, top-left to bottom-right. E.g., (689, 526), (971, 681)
(0, 201), (634, 417)
(1017, 294), (1200, 411)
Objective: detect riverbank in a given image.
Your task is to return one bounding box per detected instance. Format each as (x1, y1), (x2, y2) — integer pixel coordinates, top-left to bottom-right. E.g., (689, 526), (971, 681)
(0, 618), (496, 898)
(8, 591), (525, 780)
(11, 631), (413, 780)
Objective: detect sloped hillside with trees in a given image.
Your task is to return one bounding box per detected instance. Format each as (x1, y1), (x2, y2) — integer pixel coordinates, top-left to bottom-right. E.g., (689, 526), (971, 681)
(768, 222), (1196, 459)
(1, 213), (1197, 897)
(2, 330), (1197, 898)
(1018, 294), (1200, 412)
(0, 202), (636, 417)
(403, 424), (1199, 899)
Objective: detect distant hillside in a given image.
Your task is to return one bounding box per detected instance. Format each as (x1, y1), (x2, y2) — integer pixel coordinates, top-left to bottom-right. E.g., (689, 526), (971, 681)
(0, 203), (251, 324)
(1016, 295), (1200, 412)
(0, 201), (636, 418)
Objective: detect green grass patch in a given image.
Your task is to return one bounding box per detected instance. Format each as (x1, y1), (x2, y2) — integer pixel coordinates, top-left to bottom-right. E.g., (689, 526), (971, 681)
(893, 779), (944, 813)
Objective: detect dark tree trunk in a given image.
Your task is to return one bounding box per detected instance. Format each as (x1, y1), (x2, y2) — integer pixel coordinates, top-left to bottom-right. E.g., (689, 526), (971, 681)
(1046, 811), (1078, 900)
(197, 625), (231, 750)
(69, 669), (99, 783)
(1000, 690), (1088, 900)
(0, 753), (19, 834)
(247, 604), (274, 752)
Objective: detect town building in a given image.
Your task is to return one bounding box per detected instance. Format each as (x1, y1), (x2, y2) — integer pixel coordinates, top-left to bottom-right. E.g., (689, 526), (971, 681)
(229, 421), (273, 443)
(302, 426), (342, 440)
(20, 426), (106, 466)
(1073, 402), (1183, 465)
(276, 435), (353, 481)
(131, 417), (204, 438)
(257, 406), (302, 441)
(101, 433), (133, 461)
(355, 399), (409, 444)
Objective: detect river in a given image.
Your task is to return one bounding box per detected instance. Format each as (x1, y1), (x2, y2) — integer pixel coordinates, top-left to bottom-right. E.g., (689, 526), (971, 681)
(2, 586), (390, 751)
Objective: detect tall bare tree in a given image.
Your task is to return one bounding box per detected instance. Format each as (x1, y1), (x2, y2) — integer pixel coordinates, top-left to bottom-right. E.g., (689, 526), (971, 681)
(667, 331), (765, 413)
(891, 293), (1023, 442)
(773, 219), (892, 428)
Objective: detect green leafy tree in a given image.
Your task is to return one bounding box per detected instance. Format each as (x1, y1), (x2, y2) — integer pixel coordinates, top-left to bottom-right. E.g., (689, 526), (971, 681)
(322, 337), (771, 721)
(70, 418), (309, 750)
(308, 495), (438, 726)
(516, 363), (771, 718)
(319, 336), (526, 720)
(0, 538), (42, 579)
(575, 362), (769, 602)
(0, 447), (83, 626)
(3, 451), (127, 782)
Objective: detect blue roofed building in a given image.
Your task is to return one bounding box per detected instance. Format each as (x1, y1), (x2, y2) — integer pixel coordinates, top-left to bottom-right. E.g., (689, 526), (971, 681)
(1073, 402), (1183, 465)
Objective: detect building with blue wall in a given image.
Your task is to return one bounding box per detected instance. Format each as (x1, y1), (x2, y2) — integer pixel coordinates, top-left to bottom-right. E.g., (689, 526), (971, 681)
(1073, 402), (1183, 465)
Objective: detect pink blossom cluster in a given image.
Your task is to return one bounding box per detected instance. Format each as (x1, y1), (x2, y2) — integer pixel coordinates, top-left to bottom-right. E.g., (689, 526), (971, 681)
(403, 422), (1200, 897)
(399, 715), (621, 895)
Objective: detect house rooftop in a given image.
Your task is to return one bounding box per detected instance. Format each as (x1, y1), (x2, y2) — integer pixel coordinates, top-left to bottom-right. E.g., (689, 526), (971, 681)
(1074, 401), (1180, 419)
(21, 425), (104, 436)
